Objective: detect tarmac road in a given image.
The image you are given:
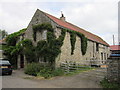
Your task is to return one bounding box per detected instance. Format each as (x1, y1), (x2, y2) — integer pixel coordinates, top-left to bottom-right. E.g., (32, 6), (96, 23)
(2, 68), (106, 88)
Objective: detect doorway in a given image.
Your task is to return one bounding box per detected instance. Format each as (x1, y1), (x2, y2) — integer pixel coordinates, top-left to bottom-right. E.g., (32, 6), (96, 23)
(20, 54), (24, 68)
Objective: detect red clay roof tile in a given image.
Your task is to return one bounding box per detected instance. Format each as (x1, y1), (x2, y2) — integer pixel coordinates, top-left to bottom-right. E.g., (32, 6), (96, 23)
(41, 10), (109, 46)
(110, 45), (120, 50)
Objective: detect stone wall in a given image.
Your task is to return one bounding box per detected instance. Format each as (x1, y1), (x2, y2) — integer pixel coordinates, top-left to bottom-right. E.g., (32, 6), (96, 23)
(56, 28), (110, 66)
(23, 9), (110, 67)
(24, 9), (58, 46)
(107, 57), (120, 84)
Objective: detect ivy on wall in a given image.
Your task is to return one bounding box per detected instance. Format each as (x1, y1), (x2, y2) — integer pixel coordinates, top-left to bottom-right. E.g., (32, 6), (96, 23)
(20, 39), (37, 63)
(4, 28), (27, 68)
(76, 32), (88, 55)
(4, 23), (87, 69)
(65, 29), (87, 55)
(6, 28), (26, 46)
(33, 23), (66, 68)
(33, 23), (87, 56)
(32, 23), (53, 41)
(69, 31), (76, 55)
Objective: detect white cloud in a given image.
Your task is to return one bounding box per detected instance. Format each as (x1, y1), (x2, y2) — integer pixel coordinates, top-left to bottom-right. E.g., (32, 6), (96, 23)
(0, 0), (119, 45)
(0, 0), (119, 3)
(60, 2), (118, 45)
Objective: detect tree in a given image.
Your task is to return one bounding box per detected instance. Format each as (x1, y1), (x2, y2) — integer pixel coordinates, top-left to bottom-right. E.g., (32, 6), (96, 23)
(0, 29), (8, 40)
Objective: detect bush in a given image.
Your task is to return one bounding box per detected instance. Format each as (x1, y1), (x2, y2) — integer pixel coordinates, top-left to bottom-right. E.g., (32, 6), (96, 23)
(100, 78), (120, 88)
(37, 67), (53, 79)
(37, 67), (64, 79)
(24, 63), (65, 79)
(52, 68), (64, 76)
(24, 62), (44, 76)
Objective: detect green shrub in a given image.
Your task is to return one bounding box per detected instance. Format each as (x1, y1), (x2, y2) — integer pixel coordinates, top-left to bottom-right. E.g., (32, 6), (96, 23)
(37, 67), (53, 79)
(33, 23), (66, 66)
(52, 68), (64, 76)
(37, 67), (64, 79)
(24, 63), (44, 76)
(100, 78), (120, 88)
(24, 63), (64, 79)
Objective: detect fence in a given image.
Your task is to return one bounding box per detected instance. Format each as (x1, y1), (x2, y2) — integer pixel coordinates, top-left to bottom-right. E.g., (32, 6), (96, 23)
(60, 62), (91, 73)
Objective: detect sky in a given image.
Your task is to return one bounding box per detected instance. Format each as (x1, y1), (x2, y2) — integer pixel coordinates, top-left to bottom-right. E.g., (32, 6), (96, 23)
(0, 0), (119, 45)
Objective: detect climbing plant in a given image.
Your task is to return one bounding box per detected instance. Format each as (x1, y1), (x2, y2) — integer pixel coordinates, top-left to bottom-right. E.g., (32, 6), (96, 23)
(21, 39), (37, 63)
(4, 28), (27, 68)
(76, 32), (88, 55)
(65, 29), (87, 55)
(6, 28), (26, 46)
(69, 31), (76, 55)
(33, 23), (87, 57)
(4, 23), (87, 69)
(33, 23), (66, 68)
(32, 23), (53, 41)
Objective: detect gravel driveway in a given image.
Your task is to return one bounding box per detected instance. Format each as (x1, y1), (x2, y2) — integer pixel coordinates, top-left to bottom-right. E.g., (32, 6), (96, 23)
(2, 68), (106, 88)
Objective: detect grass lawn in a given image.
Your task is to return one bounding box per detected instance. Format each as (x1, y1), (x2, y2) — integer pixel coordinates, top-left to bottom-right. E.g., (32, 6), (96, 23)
(64, 67), (95, 76)
(100, 78), (120, 89)
(0, 44), (2, 50)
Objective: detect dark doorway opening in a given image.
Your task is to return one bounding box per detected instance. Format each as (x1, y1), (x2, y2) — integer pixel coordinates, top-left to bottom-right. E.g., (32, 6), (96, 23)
(20, 54), (24, 68)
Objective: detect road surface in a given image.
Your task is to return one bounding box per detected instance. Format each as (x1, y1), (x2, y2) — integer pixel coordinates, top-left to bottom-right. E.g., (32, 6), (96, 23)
(2, 68), (106, 88)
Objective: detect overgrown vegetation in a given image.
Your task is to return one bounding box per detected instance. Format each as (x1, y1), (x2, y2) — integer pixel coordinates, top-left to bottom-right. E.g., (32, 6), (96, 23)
(32, 23), (53, 41)
(20, 39), (37, 63)
(100, 78), (120, 88)
(6, 28), (26, 46)
(0, 29), (8, 40)
(4, 28), (26, 68)
(4, 23), (88, 69)
(24, 62), (92, 79)
(70, 31), (76, 55)
(76, 32), (87, 55)
(33, 23), (66, 68)
(24, 63), (64, 79)
(33, 23), (87, 56)
(65, 29), (87, 55)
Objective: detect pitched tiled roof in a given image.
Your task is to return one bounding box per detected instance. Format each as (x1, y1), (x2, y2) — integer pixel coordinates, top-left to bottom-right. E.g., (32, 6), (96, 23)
(40, 10), (109, 46)
(110, 45), (120, 50)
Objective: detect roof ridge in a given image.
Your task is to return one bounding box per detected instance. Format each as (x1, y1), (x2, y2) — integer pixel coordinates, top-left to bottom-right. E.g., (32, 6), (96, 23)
(67, 22), (109, 45)
(37, 9), (109, 46)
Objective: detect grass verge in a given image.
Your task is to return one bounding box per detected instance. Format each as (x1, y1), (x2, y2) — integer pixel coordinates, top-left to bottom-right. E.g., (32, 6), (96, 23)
(65, 67), (95, 76)
(100, 78), (120, 89)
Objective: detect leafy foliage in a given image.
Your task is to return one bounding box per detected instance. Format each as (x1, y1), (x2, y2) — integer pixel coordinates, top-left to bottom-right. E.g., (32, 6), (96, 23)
(76, 32), (87, 55)
(32, 23), (53, 41)
(0, 29), (8, 40)
(3, 46), (18, 68)
(33, 23), (66, 68)
(70, 31), (76, 55)
(21, 39), (37, 63)
(65, 29), (88, 55)
(24, 63), (64, 79)
(4, 28), (26, 68)
(24, 62), (44, 76)
(100, 78), (120, 88)
(5, 28), (26, 46)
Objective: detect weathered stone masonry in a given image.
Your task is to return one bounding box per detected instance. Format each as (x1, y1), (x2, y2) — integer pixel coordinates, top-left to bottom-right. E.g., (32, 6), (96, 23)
(17, 9), (110, 68)
(107, 57), (120, 84)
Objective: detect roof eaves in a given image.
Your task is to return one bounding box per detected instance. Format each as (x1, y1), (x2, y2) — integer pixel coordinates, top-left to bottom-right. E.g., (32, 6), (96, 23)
(38, 9), (109, 47)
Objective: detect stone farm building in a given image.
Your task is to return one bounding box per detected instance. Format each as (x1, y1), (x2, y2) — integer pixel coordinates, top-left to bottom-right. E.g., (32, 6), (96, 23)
(17, 9), (110, 68)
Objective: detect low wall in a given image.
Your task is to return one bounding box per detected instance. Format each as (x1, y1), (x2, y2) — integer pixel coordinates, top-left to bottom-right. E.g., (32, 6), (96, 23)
(107, 57), (120, 84)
